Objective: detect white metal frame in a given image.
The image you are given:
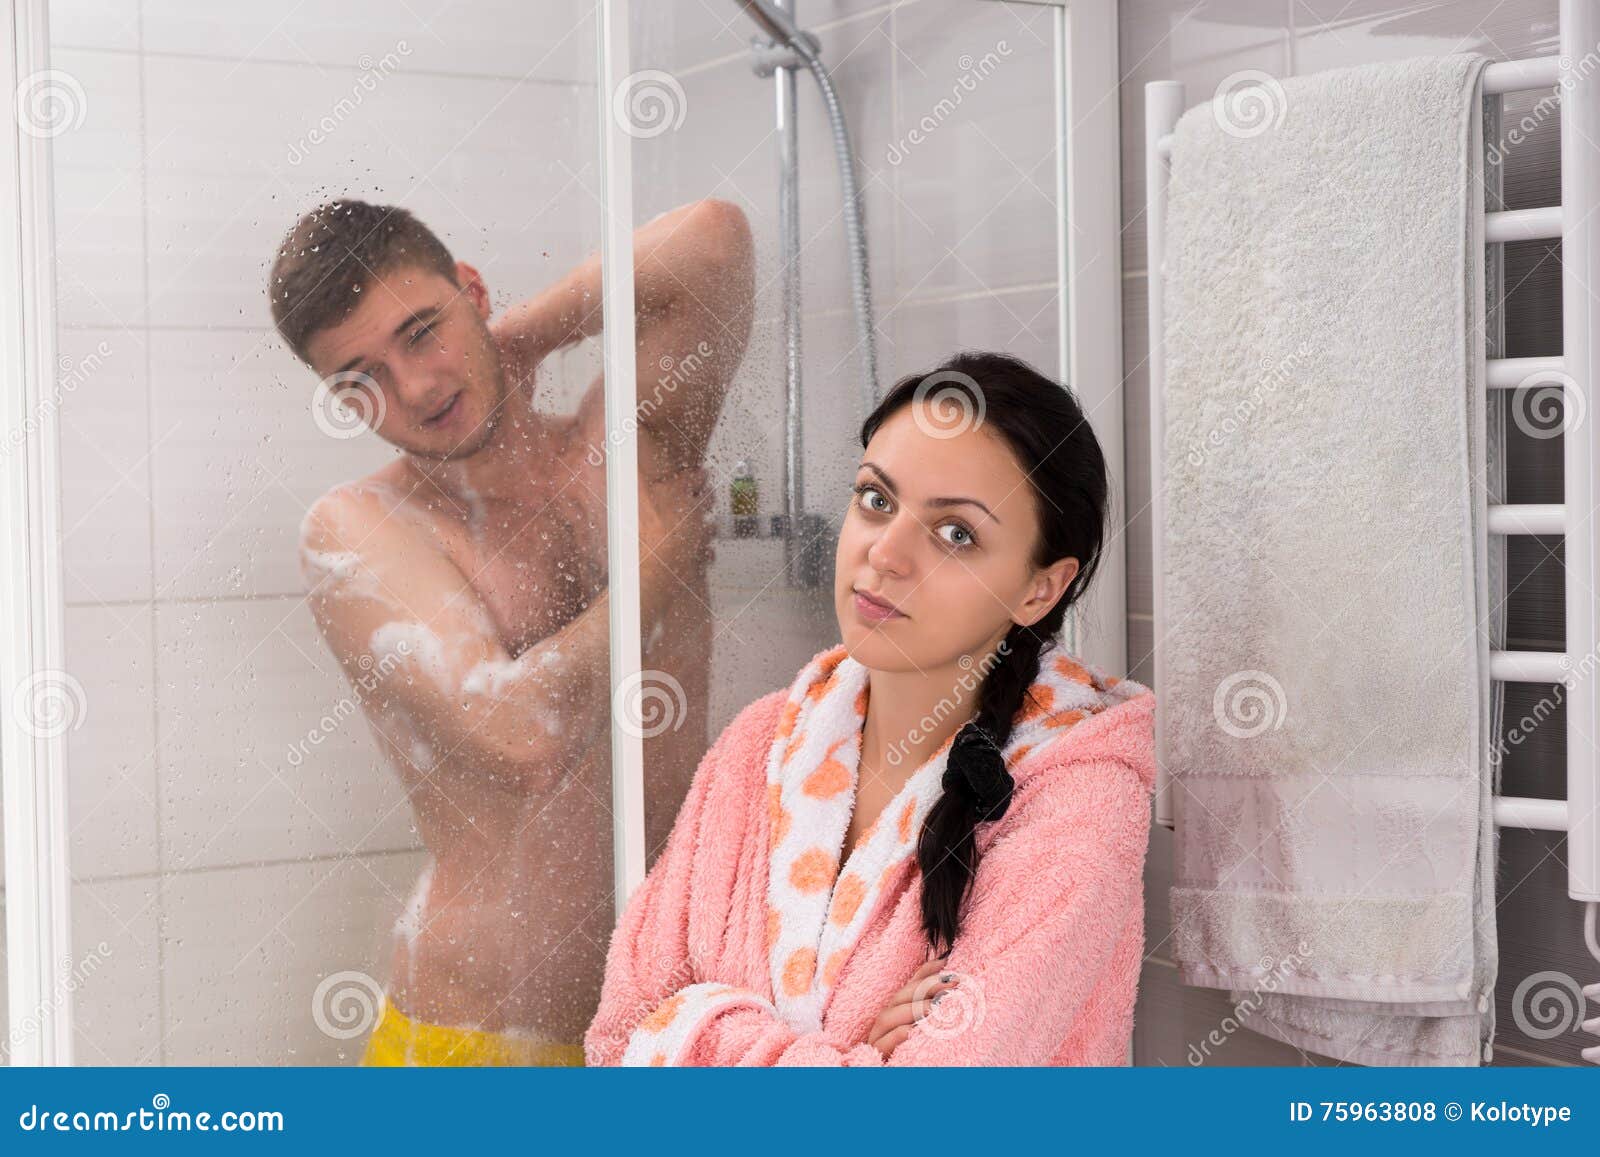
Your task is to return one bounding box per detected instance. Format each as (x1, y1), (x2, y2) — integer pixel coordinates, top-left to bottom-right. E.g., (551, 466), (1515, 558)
(1146, 0), (1600, 906)
(1, 0), (74, 1065)
(597, 0), (649, 915)
(986, 0), (1126, 674)
(1058, 0), (1126, 675)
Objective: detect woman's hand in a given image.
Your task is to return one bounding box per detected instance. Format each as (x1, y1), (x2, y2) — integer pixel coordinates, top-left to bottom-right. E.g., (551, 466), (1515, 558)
(865, 955), (961, 1059)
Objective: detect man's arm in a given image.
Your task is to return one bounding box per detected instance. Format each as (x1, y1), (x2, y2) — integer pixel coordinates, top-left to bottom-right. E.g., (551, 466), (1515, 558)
(298, 485), (612, 794)
(491, 198), (755, 471)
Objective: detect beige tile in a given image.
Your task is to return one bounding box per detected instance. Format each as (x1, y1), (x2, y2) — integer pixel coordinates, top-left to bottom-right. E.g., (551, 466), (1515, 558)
(57, 327), (154, 606)
(1291, 0), (1558, 77)
(160, 851), (425, 1064)
(888, 0), (1060, 303)
(50, 0), (140, 52)
(49, 48), (146, 330)
(709, 574), (835, 734)
(142, 0), (598, 83)
(636, 0), (893, 75)
(887, 285), (1058, 388)
(141, 55), (601, 331)
(66, 602), (161, 881)
(155, 597), (418, 871)
(70, 876), (162, 1065)
(147, 327), (394, 601)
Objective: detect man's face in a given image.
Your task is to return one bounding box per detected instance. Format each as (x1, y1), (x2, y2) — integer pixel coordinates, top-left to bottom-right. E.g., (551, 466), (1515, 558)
(304, 262), (507, 460)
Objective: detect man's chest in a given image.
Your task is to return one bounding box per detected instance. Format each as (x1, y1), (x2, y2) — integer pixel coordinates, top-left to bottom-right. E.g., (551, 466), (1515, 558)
(449, 482), (609, 657)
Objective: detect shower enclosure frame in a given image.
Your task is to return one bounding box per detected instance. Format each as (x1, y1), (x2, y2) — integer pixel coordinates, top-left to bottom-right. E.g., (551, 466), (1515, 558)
(0, 0), (1127, 1064)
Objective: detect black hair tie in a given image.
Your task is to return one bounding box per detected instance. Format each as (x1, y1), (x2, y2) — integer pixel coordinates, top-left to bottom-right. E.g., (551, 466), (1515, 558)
(941, 721), (1014, 820)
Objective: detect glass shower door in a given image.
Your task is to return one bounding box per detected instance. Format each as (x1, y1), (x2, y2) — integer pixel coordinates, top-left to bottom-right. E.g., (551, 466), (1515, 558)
(6, 0), (640, 1065)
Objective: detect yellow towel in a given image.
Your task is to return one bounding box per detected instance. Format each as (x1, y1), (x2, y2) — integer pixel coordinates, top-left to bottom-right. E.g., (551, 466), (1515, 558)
(359, 994), (585, 1067)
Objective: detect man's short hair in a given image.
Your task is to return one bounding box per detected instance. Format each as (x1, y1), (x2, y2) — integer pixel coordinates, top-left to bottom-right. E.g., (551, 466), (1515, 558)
(268, 200), (458, 364)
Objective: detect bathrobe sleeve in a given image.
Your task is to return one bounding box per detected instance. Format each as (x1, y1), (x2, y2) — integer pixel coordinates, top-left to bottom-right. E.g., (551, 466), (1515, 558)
(583, 691), (788, 1067)
(590, 743), (1153, 1067)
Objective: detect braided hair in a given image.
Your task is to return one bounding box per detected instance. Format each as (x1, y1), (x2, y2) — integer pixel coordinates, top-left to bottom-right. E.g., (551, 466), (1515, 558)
(857, 351), (1110, 955)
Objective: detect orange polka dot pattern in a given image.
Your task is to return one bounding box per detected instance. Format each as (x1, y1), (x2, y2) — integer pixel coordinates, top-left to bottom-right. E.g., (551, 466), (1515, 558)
(760, 643), (1141, 1036)
(619, 983), (780, 1067)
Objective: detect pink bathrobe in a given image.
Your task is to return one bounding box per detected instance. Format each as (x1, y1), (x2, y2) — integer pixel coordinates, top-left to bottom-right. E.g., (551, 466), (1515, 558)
(584, 643), (1156, 1066)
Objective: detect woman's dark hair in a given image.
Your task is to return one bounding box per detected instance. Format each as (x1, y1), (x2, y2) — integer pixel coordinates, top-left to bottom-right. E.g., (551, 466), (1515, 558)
(857, 350), (1110, 955)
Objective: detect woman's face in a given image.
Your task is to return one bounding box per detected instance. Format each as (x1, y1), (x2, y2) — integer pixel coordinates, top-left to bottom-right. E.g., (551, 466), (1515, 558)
(833, 401), (1079, 673)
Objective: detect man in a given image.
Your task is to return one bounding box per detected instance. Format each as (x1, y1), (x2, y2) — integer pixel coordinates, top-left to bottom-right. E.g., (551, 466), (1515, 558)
(270, 197), (754, 1064)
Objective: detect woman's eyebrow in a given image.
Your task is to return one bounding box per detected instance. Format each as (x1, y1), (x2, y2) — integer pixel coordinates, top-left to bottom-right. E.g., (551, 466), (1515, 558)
(858, 460), (1001, 523)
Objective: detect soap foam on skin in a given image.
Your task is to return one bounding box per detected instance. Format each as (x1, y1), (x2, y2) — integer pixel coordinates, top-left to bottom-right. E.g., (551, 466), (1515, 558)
(368, 619), (568, 740)
(300, 545), (394, 605)
(370, 621), (456, 689)
(408, 735), (437, 771)
(459, 649), (567, 737)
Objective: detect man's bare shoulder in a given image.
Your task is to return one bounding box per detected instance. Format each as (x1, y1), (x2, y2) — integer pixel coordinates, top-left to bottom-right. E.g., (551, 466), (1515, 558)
(299, 461), (434, 555)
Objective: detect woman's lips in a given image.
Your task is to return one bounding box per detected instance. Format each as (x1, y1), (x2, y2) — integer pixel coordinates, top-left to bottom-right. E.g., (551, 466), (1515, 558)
(853, 588), (906, 623)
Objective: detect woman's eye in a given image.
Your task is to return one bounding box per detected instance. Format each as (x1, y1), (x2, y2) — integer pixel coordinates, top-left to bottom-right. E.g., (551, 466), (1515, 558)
(857, 485), (889, 513)
(939, 523), (974, 548)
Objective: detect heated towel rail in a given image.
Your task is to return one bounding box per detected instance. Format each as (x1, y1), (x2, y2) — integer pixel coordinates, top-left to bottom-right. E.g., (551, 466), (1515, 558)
(1144, 4), (1600, 1057)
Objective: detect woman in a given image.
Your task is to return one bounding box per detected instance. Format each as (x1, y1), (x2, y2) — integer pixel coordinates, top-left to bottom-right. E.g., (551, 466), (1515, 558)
(584, 351), (1155, 1066)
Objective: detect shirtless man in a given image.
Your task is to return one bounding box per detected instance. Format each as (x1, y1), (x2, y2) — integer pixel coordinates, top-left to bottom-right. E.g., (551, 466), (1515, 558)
(268, 197), (754, 1061)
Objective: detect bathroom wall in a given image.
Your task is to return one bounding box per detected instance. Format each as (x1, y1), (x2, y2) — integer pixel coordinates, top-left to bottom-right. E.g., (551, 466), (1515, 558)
(9, 0), (1574, 1071)
(1119, 0), (1593, 1066)
(4, 0), (609, 1063)
(3, 0), (1073, 1064)
(629, 0), (1079, 738)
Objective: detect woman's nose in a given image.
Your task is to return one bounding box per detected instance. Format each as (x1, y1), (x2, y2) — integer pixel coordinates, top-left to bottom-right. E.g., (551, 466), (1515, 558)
(865, 512), (916, 577)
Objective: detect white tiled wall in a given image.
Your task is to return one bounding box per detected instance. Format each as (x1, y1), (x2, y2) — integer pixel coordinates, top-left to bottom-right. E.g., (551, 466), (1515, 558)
(632, 0), (1069, 737)
(19, 0), (606, 1065)
(12, 0), (1091, 1065)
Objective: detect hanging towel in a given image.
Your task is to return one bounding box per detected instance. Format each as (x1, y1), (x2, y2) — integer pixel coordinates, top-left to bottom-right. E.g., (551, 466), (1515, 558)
(1160, 52), (1503, 1066)
(584, 642), (1157, 1066)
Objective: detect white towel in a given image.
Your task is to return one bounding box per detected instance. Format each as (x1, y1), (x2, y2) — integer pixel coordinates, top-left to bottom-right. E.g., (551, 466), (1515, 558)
(1160, 52), (1502, 1066)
